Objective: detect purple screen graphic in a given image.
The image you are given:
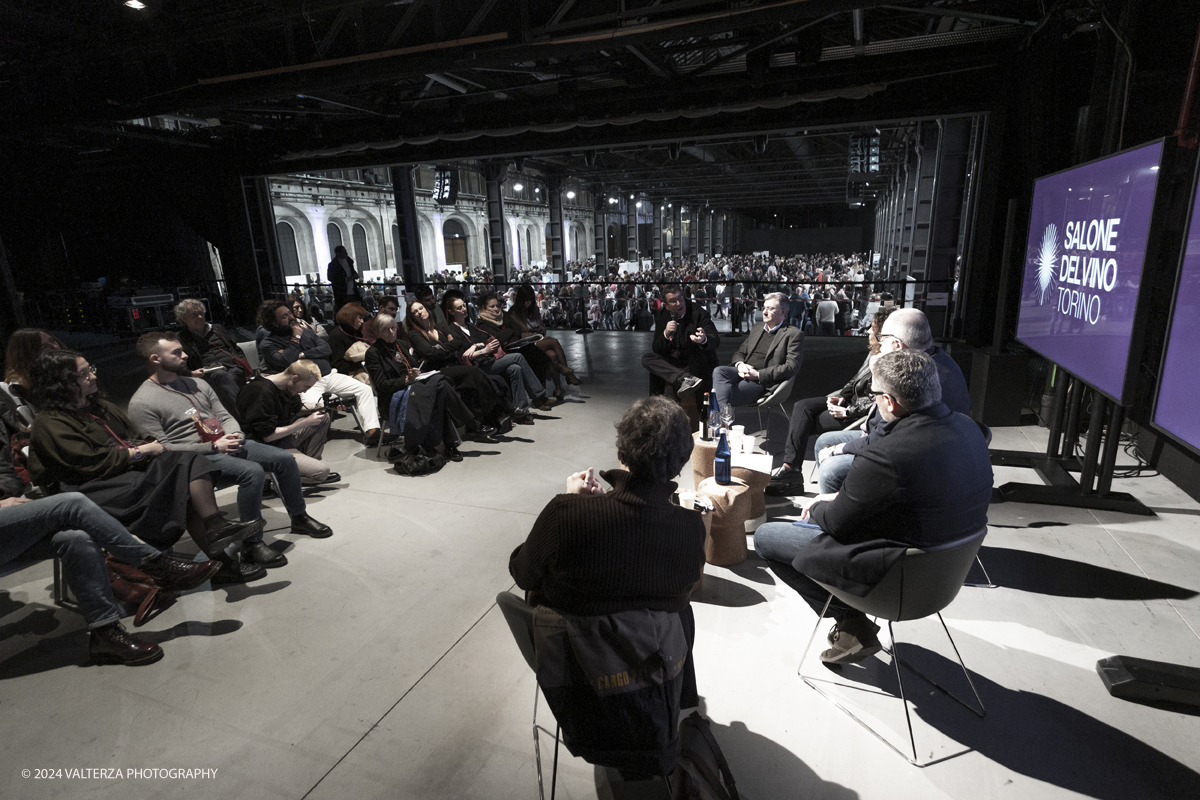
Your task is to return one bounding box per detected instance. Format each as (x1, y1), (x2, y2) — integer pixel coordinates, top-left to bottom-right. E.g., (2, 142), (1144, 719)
(1015, 141), (1163, 402)
(1154, 170), (1200, 450)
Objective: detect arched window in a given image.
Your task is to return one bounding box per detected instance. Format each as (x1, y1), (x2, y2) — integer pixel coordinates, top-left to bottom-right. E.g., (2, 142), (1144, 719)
(443, 219), (468, 266)
(352, 222), (372, 271)
(392, 224), (402, 265)
(570, 227), (579, 262)
(276, 221), (301, 277)
(327, 223), (343, 253)
(526, 229), (533, 265)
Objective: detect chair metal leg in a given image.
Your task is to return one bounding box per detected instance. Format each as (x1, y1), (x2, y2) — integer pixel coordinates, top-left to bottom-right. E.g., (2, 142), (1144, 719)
(533, 684), (561, 800)
(800, 608), (985, 767)
(964, 555), (997, 589)
(795, 594), (834, 677)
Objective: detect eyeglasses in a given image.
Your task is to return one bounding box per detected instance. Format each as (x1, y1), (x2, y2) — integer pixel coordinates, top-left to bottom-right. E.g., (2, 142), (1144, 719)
(868, 389), (890, 399)
(77, 365), (98, 378)
(877, 333), (898, 344)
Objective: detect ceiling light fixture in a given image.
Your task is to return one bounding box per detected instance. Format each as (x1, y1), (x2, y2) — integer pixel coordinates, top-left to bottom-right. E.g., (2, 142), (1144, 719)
(124, 0), (147, 8)
(513, 182), (524, 191)
(566, 191), (576, 199)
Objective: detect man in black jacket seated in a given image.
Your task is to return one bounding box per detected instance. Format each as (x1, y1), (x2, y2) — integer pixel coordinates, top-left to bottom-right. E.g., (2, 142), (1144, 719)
(752, 350), (992, 665)
(640, 284), (720, 413)
(174, 298), (250, 415)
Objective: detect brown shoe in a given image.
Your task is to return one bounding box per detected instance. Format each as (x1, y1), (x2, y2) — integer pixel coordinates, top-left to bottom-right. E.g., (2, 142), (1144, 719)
(820, 616), (882, 665)
(90, 623), (164, 666)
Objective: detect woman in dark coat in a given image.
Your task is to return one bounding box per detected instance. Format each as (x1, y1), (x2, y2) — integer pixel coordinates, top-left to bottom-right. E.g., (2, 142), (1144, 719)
(26, 350), (262, 557)
(404, 301), (505, 439)
(475, 292), (558, 401)
(364, 314), (463, 461)
(327, 302), (371, 383)
(508, 283), (582, 397)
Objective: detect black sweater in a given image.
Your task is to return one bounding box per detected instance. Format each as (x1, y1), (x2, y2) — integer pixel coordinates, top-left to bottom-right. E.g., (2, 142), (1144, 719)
(234, 376), (301, 442)
(509, 469), (706, 615)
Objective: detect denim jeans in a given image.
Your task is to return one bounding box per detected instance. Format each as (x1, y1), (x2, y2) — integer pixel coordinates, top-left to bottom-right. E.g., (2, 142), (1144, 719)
(489, 353), (544, 410)
(0, 493), (162, 628)
(812, 430), (863, 495)
(208, 439), (306, 529)
(753, 521), (854, 621)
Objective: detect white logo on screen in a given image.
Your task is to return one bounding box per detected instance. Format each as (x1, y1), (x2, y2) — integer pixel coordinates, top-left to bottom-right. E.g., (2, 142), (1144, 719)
(1036, 224), (1058, 305)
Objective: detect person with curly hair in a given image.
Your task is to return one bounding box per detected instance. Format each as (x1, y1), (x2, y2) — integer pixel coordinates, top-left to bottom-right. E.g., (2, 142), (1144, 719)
(26, 350), (265, 584)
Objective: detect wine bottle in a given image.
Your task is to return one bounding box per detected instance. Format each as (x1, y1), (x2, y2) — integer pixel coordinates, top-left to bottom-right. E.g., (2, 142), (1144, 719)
(700, 392), (711, 441)
(714, 431), (732, 485)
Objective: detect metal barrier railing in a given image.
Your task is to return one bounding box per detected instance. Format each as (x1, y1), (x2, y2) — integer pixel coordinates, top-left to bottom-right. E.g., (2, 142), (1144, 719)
(267, 277), (954, 334)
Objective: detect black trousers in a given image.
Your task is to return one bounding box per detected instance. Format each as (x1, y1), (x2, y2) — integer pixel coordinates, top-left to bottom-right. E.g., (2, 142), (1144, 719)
(642, 352), (711, 413)
(781, 395), (857, 467)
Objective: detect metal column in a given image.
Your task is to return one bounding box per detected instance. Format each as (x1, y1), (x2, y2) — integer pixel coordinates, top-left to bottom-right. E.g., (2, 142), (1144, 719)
(652, 201), (663, 264)
(484, 162), (511, 281)
(390, 166), (427, 286)
(626, 198), (638, 262)
(548, 174), (565, 280)
(593, 194), (607, 264)
(672, 205), (683, 259)
(689, 207), (698, 257)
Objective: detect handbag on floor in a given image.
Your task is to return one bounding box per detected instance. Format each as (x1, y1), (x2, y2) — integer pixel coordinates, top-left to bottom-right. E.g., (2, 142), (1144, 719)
(671, 712), (739, 800)
(105, 556), (176, 627)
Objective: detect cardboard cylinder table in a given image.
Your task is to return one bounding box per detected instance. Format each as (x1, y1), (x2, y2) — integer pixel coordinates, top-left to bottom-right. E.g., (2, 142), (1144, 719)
(732, 466), (770, 526)
(691, 431), (718, 487)
(696, 476), (751, 566)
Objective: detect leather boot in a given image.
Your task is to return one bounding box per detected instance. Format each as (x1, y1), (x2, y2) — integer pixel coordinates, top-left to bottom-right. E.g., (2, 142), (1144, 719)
(138, 554), (221, 591)
(90, 623), (164, 666)
(242, 540), (288, 568)
(290, 514), (333, 538)
(210, 552), (267, 585)
(197, 514), (265, 556)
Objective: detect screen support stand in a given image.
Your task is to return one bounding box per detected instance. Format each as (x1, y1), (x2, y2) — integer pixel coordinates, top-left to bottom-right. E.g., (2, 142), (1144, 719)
(988, 375), (1153, 516)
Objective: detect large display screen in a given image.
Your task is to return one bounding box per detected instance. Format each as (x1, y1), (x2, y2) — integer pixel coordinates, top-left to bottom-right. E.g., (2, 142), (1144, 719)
(1153, 159), (1200, 451)
(1015, 141), (1164, 402)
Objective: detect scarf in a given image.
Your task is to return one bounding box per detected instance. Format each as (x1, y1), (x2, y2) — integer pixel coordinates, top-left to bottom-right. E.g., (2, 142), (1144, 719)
(478, 305), (504, 326)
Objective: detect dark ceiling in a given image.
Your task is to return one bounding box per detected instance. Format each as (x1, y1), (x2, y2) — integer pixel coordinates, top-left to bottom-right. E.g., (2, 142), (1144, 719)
(2, 0), (1067, 210)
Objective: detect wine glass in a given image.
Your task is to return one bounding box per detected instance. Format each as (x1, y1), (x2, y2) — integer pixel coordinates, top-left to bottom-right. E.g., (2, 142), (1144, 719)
(720, 405), (734, 433)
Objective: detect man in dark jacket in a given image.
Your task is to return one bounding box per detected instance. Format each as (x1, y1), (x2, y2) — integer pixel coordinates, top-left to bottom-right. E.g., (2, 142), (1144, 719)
(710, 292), (804, 411)
(804, 307), (969, 495)
(640, 284), (720, 413)
(326, 245), (362, 312)
(174, 298), (251, 417)
(753, 349), (992, 664)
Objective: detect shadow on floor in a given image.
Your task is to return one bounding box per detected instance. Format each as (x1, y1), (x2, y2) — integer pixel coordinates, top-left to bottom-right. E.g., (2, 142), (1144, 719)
(974, 546), (1197, 600)
(824, 643), (1200, 799)
(691, 573), (767, 607)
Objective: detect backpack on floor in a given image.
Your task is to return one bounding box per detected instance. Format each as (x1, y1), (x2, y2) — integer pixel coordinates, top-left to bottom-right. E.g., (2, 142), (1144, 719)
(671, 712), (739, 800)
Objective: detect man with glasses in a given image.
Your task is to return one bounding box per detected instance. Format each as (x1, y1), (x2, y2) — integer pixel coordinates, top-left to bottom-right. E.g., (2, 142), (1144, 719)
(640, 284), (720, 413)
(752, 349), (992, 664)
(809, 308), (970, 495)
(175, 299), (250, 414)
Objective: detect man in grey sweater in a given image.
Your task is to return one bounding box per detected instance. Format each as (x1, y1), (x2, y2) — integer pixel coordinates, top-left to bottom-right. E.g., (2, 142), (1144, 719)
(127, 333), (334, 575)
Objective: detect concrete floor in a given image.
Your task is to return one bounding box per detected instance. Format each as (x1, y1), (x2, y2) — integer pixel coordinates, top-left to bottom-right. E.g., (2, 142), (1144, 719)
(2, 330), (1199, 800)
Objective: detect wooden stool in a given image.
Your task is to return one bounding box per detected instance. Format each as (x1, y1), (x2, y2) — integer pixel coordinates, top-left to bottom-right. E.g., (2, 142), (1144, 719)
(696, 476), (751, 566)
